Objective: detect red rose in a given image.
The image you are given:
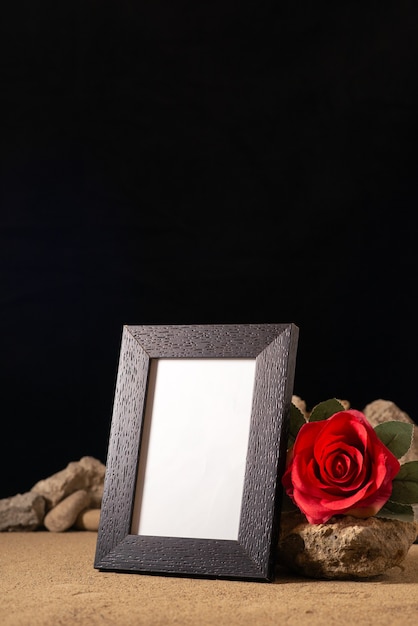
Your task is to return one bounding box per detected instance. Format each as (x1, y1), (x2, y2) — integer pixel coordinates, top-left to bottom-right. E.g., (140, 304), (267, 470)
(282, 409), (401, 524)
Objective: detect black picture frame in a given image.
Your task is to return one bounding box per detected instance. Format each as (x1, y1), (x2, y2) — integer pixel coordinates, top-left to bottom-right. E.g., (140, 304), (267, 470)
(94, 323), (299, 582)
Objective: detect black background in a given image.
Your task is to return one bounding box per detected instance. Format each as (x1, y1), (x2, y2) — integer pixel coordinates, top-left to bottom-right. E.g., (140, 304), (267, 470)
(2, 3), (418, 499)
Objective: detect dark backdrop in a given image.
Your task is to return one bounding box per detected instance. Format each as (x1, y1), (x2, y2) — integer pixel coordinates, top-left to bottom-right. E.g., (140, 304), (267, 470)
(2, 3), (418, 498)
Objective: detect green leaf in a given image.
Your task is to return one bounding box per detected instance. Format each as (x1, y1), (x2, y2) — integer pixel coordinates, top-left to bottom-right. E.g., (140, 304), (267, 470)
(288, 403), (307, 447)
(391, 461), (418, 504)
(308, 398), (346, 422)
(376, 500), (415, 523)
(374, 421), (413, 459)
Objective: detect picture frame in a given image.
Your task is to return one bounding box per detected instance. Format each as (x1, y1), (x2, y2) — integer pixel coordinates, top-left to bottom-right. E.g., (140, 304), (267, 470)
(94, 323), (299, 582)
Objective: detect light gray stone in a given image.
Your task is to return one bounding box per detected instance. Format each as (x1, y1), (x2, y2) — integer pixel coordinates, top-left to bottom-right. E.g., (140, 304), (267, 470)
(31, 462), (86, 509)
(78, 456), (106, 508)
(0, 492), (46, 531)
(278, 512), (418, 580)
(74, 507), (101, 531)
(31, 456), (105, 510)
(43, 489), (91, 532)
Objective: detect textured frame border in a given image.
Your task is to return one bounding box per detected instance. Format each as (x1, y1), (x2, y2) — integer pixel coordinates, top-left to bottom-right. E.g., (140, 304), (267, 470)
(94, 323), (299, 581)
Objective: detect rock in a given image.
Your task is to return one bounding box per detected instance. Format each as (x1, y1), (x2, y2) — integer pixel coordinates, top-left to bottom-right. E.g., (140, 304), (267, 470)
(43, 489), (91, 532)
(74, 507), (101, 531)
(363, 399), (418, 463)
(31, 462), (87, 509)
(78, 456), (106, 508)
(291, 395), (309, 419)
(277, 511), (418, 580)
(31, 456), (106, 510)
(0, 492), (46, 532)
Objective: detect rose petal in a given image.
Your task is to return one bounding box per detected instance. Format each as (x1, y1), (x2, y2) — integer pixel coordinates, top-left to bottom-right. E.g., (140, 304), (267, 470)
(281, 409), (401, 525)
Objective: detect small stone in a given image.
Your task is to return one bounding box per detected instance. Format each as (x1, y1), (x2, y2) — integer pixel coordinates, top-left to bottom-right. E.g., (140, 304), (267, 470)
(0, 492), (46, 531)
(74, 507), (101, 531)
(43, 489), (91, 532)
(31, 456), (106, 510)
(278, 512), (418, 580)
(291, 395), (309, 419)
(31, 462), (87, 509)
(78, 456), (106, 508)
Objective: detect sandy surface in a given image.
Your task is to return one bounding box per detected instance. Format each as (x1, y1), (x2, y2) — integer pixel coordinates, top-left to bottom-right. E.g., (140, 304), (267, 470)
(1, 531), (417, 626)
